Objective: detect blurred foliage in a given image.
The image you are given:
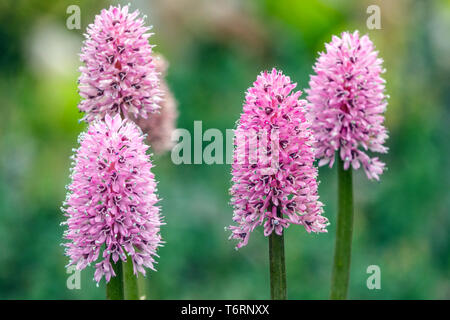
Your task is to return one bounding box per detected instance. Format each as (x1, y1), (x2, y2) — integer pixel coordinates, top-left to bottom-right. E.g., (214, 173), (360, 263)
(0, 0), (449, 299)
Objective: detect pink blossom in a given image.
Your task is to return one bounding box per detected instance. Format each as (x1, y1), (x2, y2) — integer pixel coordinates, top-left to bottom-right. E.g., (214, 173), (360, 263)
(62, 114), (163, 283)
(129, 54), (178, 154)
(78, 5), (161, 122)
(228, 69), (328, 249)
(306, 31), (388, 180)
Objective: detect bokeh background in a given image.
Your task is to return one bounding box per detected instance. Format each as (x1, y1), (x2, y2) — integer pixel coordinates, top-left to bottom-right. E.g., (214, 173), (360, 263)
(0, 0), (449, 299)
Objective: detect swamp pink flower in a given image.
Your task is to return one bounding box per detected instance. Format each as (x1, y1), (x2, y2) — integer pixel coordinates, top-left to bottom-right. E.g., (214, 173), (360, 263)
(306, 31), (388, 180)
(228, 69), (328, 249)
(78, 5), (161, 122)
(129, 54), (178, 154)
(62, 114), (163, 283)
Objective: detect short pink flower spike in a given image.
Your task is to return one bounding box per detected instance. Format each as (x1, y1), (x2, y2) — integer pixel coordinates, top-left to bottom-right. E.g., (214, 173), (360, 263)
(228, 69), (329, 249)
(62, 114), (163, 283)
(306, 31), (388, 180)
(78, 5), (161, 122)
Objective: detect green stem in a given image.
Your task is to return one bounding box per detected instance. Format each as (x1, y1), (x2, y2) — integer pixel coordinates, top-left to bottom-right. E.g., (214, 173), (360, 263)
(106, 261), (124, 300)
(137, 273), (147, 300)
(330, 155), (354, 300)
(269, 216), (287, 300)
(123, 257), (139, 300)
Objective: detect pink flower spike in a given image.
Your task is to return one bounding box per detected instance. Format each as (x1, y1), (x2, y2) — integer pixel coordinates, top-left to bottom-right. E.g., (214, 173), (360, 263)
(129, 54), (178, 154)
(62, 114), (163, 283)
(306, 31), (389, 180)
(228, 69), (329, 249)
(78, 4), (162, 122)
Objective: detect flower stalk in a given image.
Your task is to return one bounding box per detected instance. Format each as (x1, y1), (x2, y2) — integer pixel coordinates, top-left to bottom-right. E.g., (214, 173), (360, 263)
(137, 274), (147, 300)
(106, 260), (141, 300)
(269, 210), (287, 300)
(306, 31), (388, 299)
(330, 154), (354, 300)
(106, 262), (124, 300)
(123, 258), (139, 300)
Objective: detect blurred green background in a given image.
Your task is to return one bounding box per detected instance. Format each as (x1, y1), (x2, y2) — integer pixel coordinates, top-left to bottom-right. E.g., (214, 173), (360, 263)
(0, 0), (449, 299)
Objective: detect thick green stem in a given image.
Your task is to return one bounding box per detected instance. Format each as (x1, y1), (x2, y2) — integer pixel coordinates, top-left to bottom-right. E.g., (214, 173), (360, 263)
(106, 261), (124, 300)
(330, 155), (354, 300)
(269, 221), (287, 300)
(137, 274), (147, 300)
(123, 257), (139, 300)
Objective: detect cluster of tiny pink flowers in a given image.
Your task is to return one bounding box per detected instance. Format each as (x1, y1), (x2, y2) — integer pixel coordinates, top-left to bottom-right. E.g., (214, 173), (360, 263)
(228, 69), (329, 249)
(306, 31), (388, 180)
(78, 5), (161, 122)
(129, 54), (178, 154)
(62, 114), (163, 283)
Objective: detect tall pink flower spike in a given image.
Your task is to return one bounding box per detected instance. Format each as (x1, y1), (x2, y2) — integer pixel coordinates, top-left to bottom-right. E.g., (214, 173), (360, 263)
(62, 114), (163, 283)
(228, 69), (329, 249)
(78, 5), (162, 122)
(306, 31), (388, 180)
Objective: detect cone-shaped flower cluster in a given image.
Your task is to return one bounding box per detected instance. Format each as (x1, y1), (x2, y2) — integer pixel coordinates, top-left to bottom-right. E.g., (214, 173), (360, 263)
(78, 5), (161, 122)
(306, 31), (388, 180)
(62, 114), (163, 283)
(228, 69), (328, 249)
(129, 54), (178, 154)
